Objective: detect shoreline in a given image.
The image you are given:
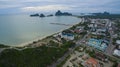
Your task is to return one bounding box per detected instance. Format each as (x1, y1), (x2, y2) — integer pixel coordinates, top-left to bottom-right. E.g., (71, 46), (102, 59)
(1, 17), (81, 47)
(16, 21), (81, 47)
(16, 30), (63, 47)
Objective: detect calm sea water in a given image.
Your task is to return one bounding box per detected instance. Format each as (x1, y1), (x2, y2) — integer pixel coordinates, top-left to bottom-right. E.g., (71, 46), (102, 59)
(0, 15), (80, 46)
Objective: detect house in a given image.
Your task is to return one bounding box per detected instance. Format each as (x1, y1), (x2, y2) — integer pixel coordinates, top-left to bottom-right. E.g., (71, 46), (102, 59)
(117, 63), (120, 67)
(89, 24), (94, 28)
(95, 53), (108, 62)
(95, 28), (106, 36)
(85, 57), (100, 67)
(60, 32), (74, 40)
(116, 40), (120, 45)
(74, 26), (84, 33)
(116, 40), (120, 49)
(113, 49), (120, 57)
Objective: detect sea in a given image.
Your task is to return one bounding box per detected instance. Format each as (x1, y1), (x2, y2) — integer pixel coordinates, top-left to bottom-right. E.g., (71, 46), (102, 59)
(0, 15), (80, 46)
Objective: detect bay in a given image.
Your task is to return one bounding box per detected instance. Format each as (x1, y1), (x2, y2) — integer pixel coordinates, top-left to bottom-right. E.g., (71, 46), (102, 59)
(0, 15), (80, 46)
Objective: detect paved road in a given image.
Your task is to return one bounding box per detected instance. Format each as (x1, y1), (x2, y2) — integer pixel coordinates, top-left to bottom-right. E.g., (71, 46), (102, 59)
(49, 49), (73, 67)
(105, 22), (115, 56)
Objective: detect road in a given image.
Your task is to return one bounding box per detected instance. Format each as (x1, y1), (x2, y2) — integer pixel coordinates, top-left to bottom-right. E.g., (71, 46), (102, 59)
(49, 49), (73, 67)
(76, 31), (90, 46)
(49, 32), (90, 67)
(105, 21), (115, 56)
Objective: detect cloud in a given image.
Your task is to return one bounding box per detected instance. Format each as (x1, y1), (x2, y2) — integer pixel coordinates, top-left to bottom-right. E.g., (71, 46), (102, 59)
(21, 5), (72, 12)
(0, 0), (120, 14)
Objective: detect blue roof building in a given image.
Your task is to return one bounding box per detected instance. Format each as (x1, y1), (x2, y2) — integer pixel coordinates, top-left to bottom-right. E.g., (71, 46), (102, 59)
(60, 32), (74, 40)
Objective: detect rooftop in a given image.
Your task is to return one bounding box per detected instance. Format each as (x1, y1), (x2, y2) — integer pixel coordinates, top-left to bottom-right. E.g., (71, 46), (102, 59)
(116, 40), (120, 45)
(86, 57), (98, 64)
(88, 38), (108, 51)
(113, 49), (120, 57)
(62, 32), (74, 36)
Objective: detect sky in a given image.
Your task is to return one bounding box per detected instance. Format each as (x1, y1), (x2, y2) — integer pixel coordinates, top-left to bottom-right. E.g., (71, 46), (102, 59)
(0, 0), (120, 14)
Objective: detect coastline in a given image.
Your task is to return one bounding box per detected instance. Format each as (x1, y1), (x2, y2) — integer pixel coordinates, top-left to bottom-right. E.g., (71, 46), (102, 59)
(16, 21), (81, 47)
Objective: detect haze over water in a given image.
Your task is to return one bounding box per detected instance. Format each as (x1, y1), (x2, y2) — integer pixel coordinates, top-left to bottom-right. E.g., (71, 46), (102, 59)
(0, 15), (80, 46)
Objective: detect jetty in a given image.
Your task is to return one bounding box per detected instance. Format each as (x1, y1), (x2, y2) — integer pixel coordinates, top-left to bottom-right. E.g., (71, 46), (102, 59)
(50, 23), (73, 26)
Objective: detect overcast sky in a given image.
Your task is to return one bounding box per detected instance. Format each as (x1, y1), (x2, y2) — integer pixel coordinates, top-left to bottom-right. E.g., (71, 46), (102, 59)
(0, 0), (120, 14)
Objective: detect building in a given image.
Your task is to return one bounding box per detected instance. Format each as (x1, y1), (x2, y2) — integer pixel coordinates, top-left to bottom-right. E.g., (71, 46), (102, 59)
(113, 49), (120, 57)
(116, 40), (120, 45)
(117, 63), (120, 67)
(116, 40), (120, 50)
(60, 32), (74, 40)
(95, 53), (108, 62)
(74, 26), (84, 33)
(88, 38), (108, 51)
(85, 57), (100, 67)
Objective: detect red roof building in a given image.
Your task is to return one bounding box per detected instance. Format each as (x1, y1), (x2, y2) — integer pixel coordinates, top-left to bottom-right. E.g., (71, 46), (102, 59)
(85, 57), (100, 67)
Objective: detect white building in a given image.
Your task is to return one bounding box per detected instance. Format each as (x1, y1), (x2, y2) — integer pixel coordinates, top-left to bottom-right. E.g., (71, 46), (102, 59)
(116, 40), (120, 45)
(113, 49), (120, 57)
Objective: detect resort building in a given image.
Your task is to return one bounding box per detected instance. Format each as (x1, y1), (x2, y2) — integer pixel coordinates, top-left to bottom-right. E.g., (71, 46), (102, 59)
(60, 32), (74, 40)
(87, 38), (108, 51)
(85, 57), (100, 67)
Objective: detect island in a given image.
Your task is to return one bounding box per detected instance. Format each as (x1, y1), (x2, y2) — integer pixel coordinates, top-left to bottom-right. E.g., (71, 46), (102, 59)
(55, 10), (72, 16)
(39, 13), (45, 17)
(30, 13), (39, 17)
(30, 10), (72, 18)
(47, 14), (53, 17)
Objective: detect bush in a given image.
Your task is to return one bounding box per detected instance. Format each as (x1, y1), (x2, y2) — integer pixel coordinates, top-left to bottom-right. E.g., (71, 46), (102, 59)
(0, 46), (67, 67)
(0, 44), (9, 48)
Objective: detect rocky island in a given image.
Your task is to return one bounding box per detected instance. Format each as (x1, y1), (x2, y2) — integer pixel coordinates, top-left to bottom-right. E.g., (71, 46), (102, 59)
(55, 10), (72, 16)
(39, 13), (45, 17)
(47, 14), (53, 17)
(30, 10), (72, 18)
(30, 13), (39, 17)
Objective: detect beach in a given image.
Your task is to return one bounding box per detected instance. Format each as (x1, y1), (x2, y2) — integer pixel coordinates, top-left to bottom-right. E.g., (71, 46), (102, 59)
(17, 21), (81, 47)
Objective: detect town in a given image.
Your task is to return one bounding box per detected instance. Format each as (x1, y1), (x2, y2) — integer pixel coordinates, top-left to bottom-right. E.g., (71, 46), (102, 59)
(0, 15), (120, 67)
(0, 0), (120, 67)
(26, 17), (120, 67)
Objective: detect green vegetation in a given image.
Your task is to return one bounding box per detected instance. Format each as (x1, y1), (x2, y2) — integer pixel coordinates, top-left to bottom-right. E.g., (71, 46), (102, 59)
(0, 46), (67, 67)
(79, 63), (84, 67)
(112, 61), (118, 67)
(78, 14), (120, 19)
(0, 44), (9, 48)
(49, 40), (59, 47)
(0, 40), (75, 67)
(113, 37), (120, 45)
(85, 49), (95, 57)
(80, 31), (87, 36)
(75, 46), (86, 52)
(61, 41), (75, 49)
